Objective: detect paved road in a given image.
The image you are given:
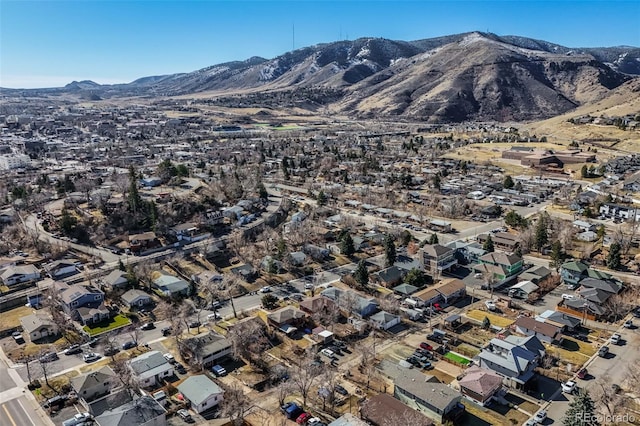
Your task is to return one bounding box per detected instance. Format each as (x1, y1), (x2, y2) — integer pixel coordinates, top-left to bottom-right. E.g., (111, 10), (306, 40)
(541, 320), (640, 424)
(0, 396), (48, 426)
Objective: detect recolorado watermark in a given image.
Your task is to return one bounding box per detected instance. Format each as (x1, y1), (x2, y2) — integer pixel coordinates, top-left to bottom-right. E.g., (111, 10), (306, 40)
(574, 413), (636, 424)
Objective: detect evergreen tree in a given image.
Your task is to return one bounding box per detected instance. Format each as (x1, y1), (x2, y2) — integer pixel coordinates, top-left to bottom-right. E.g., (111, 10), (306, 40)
(482, 316), (491, 330)
(550, 240), (565, 269)
(581, 165), (589, 178)
(384, 234), (396, 267)
(596, 225), (606, 240)
(127, 166), (142, 215)
(257, 183), (269, 200)
(503, 175), (515, 189)
(316, 190), (327, 206)
(354, 260), (369, 288)
(562, 390), (599, 426)
(118, 259), (126, 271)
(535, 215), (549, 252)
(432, 174), (441, 191)
(607, 242), (622, 270)
(483, 234), (495, 253)
(340, 233), (355, 257)
(505, 210), (527, 228)
(429, 233), (439, 244)
(281, 157), (290, 180)
(404, 268), (428, 287)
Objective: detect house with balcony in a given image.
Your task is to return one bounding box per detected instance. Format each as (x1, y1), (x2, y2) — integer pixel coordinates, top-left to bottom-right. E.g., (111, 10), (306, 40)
(473, 252), (523, 282)
(60, 285), (103, 311)
(476, 335), (545, 389)
(419, 244), (457, 275)
(513, 316), (562, 344)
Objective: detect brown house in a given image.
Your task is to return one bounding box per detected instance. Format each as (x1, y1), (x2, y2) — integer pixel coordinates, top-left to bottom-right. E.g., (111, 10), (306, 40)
(267, 306), (307, 330)
(361, 393), (433, 426)
(457, 366), (504, 406)
(299, 295), (338, 316)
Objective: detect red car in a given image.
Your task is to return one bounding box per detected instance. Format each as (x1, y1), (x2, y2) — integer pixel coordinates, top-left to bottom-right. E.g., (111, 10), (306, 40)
(296, 413), (312, 424)
(577, 368), (587, 379)
(432, 303), (443, 312)
(419, 342), (433, 351)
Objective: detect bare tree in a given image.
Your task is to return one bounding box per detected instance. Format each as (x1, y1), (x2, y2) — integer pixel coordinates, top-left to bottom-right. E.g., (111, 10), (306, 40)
(591, 376), (627, 418)
(220, 383), (257, 426)
(604, 293), (632, 322)
(226, 318), (271, 369)
(125, 324), (141, 347)
(289, 349), (325, 408)
(110, 351), (139, 396)
(273, 378), (294, 407)
(38, 350), (53, 388)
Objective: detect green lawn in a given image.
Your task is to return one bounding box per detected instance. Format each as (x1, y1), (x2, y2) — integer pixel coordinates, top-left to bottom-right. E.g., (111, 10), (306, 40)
(83, 314), (131, 336)
(444, 351), (472, 365)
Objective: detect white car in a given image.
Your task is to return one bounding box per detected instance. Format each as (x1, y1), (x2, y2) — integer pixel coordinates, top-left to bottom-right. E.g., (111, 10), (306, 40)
(320, 348), (335, 358)
(624, 319), (633, 328)
(485, 300), (496, 311)
(305, 282), (315, 290)
(82, 352), (100, 363)
(163, 353), (175, 363)
(611, 333), (621, 345)
(562, 380), (576, 394)
(533, 410), (547, 423)
(260, 286), (272, 293)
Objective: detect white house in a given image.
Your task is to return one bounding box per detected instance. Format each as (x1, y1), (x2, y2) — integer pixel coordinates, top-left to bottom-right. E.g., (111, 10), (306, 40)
(1, 264), (40, 286)
(369, 311), (401, 331)
(177, 375), (224, 414)
(129, 351), (173, 388)
(20, 313), (59, 342)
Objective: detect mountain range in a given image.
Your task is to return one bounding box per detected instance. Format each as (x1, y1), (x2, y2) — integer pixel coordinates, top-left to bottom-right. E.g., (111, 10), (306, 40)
(5, 32), (639, 123)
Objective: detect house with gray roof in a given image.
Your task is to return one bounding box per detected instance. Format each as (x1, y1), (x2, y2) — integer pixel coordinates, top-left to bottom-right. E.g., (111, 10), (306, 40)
(476, 335), (544, 389)
(393, 367), (464, 424)
(71, 366), (119, 406)
(182, 332), (232, 368)
(151, 271), (190, 297)
(177, 375), (224, 414)
(102, 269), (129, 290)
(94, 395), (166, 426)
(419, 244), (457, 274)
(369, 311), (401, 331)
(128, 350), (173, 388)
(60, 284), (104, 313)
(1, 264), (40, 286)
(518, 265), (551, 284)
(579, 277), (623, 295)
(535, 310), (581, 332)
(20, 312), (59, 342)
(121, 289), (153, 308)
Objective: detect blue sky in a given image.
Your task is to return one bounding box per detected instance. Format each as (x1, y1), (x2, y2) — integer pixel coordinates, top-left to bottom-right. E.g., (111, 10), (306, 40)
(1, 1), (639, 88)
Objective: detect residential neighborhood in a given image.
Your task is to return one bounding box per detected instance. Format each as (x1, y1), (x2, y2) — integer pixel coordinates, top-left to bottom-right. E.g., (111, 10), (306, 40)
(0, 89), (639, 426)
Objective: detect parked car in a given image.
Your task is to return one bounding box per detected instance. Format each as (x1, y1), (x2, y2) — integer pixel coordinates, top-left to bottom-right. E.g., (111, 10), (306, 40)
(12, 331), (24, 343)
(188, 321), (201, 328)
(140, 322), (155, 330)
(296, 412), (312, 424)
(161, 326), (172, 336)
(533, 410), (547, 423)
(211, 364), (227, 376)
(64, 344), (82, 355)
(485, 300), (496, 311)
(104, 345), (119, 356)
(320, 348), (335, 359)
(83, 352), (101, 363)
(177, 408), (193, 422)
(305, 282), (314, 290)
(88, 337), (99, 347)
(562, 380), (576, 394)
(122, 341), (137, 350)
(62, 412), (91, 426)
(624, 319), (633, 328)
(207, 312), (221, 321)
(260, 286), (272, 293)
(419, 342), (433, 351)
(334, 384), (348, 396)
(577, 368), (588, 379)
(611, 333), (621, 345)
(562, 294), (576, 300)
(39, 352), (59, 363)
(281, 402), (303, 420)
(598, 346), (609, 357)
(163, 353), (176, 364)
(175, 363), (187, 374)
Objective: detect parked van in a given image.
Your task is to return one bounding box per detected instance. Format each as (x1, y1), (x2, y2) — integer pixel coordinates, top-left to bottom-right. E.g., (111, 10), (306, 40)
(404, 298), (423, 308)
